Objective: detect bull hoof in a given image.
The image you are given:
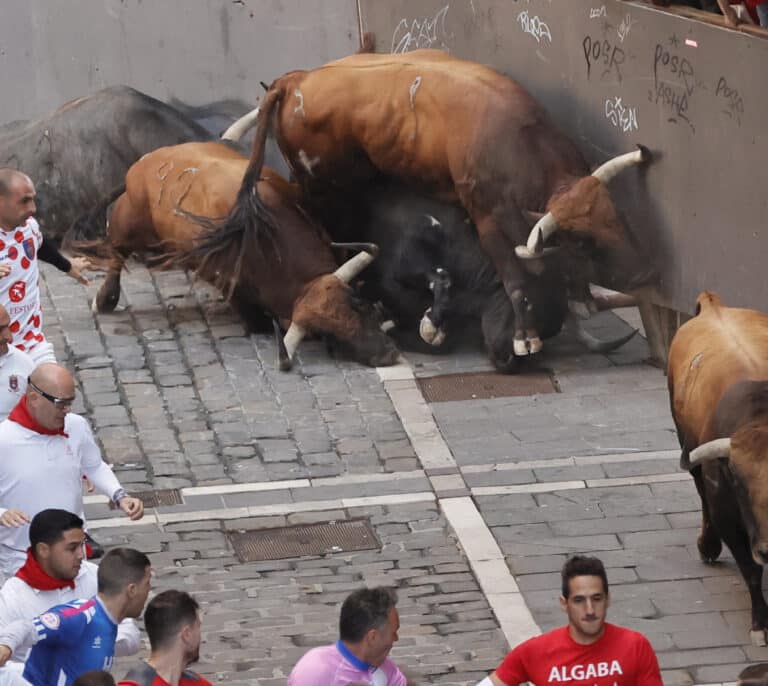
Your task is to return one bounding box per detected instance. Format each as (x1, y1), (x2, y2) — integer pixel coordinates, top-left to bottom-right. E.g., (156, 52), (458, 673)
(527, 336), (543, 354)
(93, 288), (120, 314)
(698, 533), (722, 563)
(513, 339), (529, 356)
(419, 312), (442, 345)
(751, 630), (767, 647)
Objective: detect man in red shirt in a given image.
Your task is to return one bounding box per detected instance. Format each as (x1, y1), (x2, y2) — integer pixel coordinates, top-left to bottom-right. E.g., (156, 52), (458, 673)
(118, 591), (211, 686)
(478, 556), (662, 686)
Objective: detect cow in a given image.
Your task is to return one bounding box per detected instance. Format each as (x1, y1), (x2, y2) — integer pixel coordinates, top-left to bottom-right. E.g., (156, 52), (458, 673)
(220, 49), (654, 360)
(667, 291), (768, 645)
(322, 182), (637, 372)
(0, 85), (258, 244)
(77, 114), (399, 370)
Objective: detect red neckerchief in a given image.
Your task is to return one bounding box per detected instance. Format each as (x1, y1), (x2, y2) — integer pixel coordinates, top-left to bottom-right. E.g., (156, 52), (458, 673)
(15, 548), (76, 591)
(7, 396), (68, 437)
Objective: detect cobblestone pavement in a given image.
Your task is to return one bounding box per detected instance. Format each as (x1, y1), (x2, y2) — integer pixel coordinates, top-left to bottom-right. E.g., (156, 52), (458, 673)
(40, 261), (768, 686)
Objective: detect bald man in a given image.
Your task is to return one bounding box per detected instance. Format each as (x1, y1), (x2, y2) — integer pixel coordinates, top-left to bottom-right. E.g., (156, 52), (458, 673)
(0, 304), (33, 421)
(0, 169), (90, 365)
(0, 364), (143, 578)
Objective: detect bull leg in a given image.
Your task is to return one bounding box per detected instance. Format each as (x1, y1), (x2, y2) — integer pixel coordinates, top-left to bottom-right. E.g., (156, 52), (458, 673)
(475, 217), (539, 356)
(93, 255), (126, 313)
(691, 465), (723, 562)
(419, 268), (451, 347)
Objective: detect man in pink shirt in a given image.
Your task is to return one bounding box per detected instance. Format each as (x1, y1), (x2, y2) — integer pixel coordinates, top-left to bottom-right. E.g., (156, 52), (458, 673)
(287, 587), (407, 686)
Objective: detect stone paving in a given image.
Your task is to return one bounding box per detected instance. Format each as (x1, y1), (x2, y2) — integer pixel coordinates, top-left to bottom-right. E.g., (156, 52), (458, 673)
(38, 260), (768, 686)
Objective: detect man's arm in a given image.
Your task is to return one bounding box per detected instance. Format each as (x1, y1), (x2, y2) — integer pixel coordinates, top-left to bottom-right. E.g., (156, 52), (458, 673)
(37, 241), (90, 285)
(0, 621), (37, 664)
(114, 619), (141, 657)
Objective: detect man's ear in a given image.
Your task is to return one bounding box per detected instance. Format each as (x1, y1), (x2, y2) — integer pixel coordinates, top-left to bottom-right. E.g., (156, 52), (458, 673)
(180, 623), (192, 644)
(34, 542), (50, 561)
(559, 595), (568, 612)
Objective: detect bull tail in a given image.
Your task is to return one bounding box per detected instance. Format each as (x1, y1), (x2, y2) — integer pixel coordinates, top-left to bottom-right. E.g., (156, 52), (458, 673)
(162, 87), (285, 299)
(62, 184), (126, 249)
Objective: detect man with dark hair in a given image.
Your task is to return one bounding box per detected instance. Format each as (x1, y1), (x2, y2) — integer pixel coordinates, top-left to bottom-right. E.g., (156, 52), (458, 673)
(0, 547), (151, 686)
(478, 556), (661, 686)
(0, 509), (139, 671)
(288, 586), (406, 686)
(74, 672), (116, 686)
(0, 363), (144, 577)
(0, 169), (89, 365)
(118, 590), (211, 686)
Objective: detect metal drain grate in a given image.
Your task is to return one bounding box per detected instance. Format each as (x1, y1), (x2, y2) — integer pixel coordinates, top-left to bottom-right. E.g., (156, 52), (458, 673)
(227, 518), (380, 562)
(417, 371), (557, 402)
(133, 489), (184, 508)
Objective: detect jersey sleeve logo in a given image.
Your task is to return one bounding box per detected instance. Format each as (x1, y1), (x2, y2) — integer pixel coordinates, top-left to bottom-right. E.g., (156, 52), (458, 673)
(8, 374), (19, 392)
(39, 612), (61, 630)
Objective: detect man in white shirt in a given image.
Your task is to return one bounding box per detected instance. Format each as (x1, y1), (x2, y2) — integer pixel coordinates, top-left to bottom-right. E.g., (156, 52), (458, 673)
(0, 363), (144, 578)
(0, 304), (33, 421)
(0, 169), (89, 365)
(0, 508), (140, 673)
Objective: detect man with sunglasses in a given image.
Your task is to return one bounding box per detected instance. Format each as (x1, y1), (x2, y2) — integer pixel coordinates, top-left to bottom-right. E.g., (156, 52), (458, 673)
(0, 363), (144, 579)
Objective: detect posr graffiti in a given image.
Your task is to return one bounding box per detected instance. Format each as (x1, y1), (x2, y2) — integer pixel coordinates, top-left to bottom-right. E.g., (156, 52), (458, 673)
(715, 76), (745, 125)
(391, 5), (451, 54)
(517, 10), (553, 43)
(582, 36), (625, 82)
(650, 43), (696, 132)
(605, 96), (638, 133)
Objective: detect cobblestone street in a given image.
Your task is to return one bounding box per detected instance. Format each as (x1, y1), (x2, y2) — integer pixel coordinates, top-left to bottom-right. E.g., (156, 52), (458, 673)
(40, 261), (768, 686)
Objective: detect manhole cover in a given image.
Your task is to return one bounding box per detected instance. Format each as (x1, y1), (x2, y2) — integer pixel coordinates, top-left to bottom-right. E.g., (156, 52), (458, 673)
(227, 518), (380, 562)
(417, 371), (557, 402)
(133, 489), (184, 508)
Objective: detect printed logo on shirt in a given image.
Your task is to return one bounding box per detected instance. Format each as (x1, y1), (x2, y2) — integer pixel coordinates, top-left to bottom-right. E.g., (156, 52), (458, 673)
(8, 280), (26, 303)
(92, 636), (102, 649)
(22, 237), (36, 260)
(39, 612), (61, 630)
(8, 374), (19, 392)
(547, 661), (623, 682)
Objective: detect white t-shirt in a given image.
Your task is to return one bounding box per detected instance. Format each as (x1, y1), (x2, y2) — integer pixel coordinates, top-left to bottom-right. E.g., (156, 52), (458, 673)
(0, 414), (122, 556)
(0, 347), (34, 421)
(0, 561), (140, 663)
(0, 218), (45, 355)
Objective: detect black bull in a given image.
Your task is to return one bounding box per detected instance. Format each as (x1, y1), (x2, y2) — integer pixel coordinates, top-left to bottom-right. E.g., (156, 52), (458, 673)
(0, 85), (259, 244)
(313, 184), (637, 372)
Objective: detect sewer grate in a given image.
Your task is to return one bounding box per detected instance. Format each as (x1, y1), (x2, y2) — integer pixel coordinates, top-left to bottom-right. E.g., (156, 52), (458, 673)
(132, 489), (184, 508)
(227, 518), (380, 562)
(416, 370), (557, 402)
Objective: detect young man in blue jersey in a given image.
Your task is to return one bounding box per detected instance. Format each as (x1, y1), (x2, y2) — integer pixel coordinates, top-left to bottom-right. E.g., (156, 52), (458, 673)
(0, 547), (151, 686)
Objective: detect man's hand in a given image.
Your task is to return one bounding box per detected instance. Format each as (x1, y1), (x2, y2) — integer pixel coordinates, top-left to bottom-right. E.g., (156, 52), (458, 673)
(119, 496), (144, 521)
(0, 644), (12, 667)
(0, 263), (11, 278)
(67, 256), (91, 286)
(0, 509), (30, 527)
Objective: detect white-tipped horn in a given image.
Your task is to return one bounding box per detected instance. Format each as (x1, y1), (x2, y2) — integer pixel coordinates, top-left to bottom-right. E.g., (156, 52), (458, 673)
(221, 106), (260, 141)
(591, 144), (648, 184)
(689, 438), (731, 469)
(283, 322), (306, 361)
(333, 250), (376, 284)
(522, 213), (560, 254)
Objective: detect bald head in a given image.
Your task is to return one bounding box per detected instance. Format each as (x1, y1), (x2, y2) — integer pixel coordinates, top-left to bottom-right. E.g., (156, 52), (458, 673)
(27, 363), (76, 429)
(0, 169), (36, 230)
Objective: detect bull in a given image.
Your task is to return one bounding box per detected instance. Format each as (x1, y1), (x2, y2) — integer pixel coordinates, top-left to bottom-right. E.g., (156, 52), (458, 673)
(0, 85), (258, 244)
(78, 117), (399, 369)
(323, 183), (637, 372)
(667, 291), (768, 644)
(223, 49), (653, 359)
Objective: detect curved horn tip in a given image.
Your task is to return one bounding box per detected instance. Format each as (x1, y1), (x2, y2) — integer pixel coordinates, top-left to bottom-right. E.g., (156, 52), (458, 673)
(636, 143), (651, 163)
(689, 437), (732, 467)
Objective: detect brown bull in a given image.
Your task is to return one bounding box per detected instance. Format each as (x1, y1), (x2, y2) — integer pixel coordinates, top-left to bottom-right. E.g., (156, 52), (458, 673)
(83, 135), (399, 369)
(668, 291), (768, 644)
(230, 49), (653, 357)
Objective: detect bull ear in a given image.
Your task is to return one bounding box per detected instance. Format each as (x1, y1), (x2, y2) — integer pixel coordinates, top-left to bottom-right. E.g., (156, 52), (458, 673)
(689, 438), (731, 469)
(591, 144), (649, 184)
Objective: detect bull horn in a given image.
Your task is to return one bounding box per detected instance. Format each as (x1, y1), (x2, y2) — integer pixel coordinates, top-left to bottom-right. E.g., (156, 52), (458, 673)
(522, 210), (545, 226)
(273, 319), (292, 371)
(221, 106), (261, 141)
(516, 214), (561, 259)
(282, 322), (306, 368)
(591, 290), (639, 311)
(591, 144), (649, 184)
(566, 313), (638, 353)
(333, 246), (378, 284)
(330, 242), (379, 256)
(689, 438), (731, 469)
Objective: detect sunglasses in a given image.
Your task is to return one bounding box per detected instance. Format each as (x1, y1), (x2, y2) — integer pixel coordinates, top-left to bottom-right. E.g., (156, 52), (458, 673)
(28, 379), (76, 408)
